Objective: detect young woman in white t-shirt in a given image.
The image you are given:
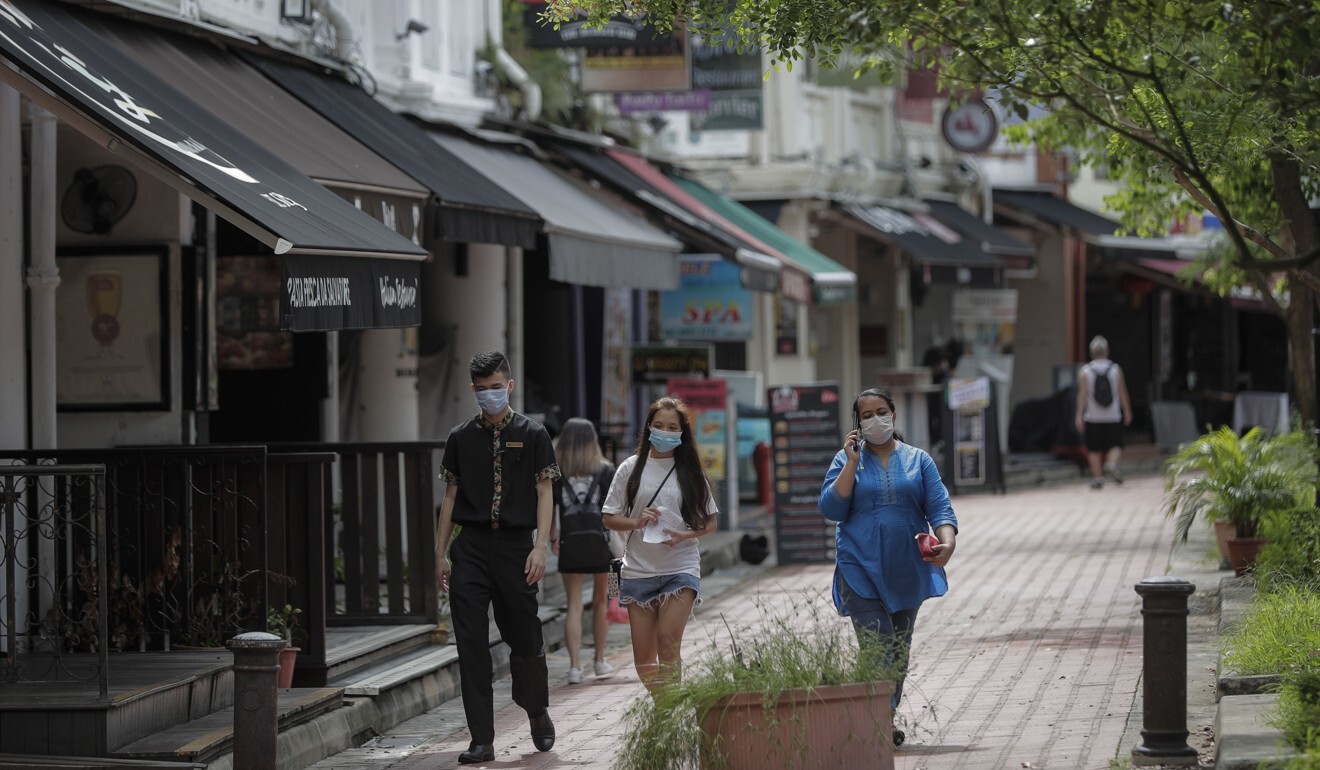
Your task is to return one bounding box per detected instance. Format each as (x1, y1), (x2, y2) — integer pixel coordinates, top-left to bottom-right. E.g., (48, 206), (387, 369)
(602, 396), (719, 695)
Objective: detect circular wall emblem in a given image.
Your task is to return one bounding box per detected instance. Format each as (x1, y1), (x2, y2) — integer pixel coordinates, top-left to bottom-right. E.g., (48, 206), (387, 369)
(941, 99), (999, 153)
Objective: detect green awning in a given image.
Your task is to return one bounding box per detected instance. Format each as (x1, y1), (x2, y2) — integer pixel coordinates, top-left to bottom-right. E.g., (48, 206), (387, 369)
(668, 176), (857, 305)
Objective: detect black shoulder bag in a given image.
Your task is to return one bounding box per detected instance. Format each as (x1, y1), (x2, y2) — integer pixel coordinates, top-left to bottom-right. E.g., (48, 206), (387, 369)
(607, 464), (677, 599)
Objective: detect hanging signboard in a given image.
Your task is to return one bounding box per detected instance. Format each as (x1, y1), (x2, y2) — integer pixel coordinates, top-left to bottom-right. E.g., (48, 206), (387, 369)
(767, 382), (841, 565)
(688, 31), (763, 131)
(661, 256), (754, 341)
(631, 345), (711, 383)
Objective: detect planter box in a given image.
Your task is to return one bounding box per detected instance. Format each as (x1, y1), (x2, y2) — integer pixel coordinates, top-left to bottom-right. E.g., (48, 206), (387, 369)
(700, 681), (895, 770)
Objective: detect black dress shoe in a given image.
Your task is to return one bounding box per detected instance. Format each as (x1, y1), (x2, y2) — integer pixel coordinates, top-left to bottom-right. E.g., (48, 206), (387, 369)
(457, 743), (494, 764)
(529, 710), (555, 751)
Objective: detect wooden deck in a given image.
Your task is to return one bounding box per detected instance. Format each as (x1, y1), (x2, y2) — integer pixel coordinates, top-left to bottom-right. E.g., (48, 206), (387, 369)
(0, 653), (232, 756)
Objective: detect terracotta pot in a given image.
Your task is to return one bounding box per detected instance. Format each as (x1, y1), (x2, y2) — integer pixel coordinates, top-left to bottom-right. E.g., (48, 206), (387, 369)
(1213, 519), (1237, 560)
(699, 681), (895, 770)
(1225, 537), (1268, 576)
(278, 645), (300, 688)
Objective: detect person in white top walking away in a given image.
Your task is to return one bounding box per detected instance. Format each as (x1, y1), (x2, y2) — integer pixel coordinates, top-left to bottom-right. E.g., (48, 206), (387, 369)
(602, 396), (719, 696)
(1074, 335), (1133, 489)
(548, 418), (616, 685)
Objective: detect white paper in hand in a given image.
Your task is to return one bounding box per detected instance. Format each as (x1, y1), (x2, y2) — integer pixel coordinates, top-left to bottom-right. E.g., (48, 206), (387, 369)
(641, 505), (683, 543)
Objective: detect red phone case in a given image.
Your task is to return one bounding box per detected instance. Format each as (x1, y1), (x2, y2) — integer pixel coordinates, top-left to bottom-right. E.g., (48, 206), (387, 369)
(916, 533), (939, 557)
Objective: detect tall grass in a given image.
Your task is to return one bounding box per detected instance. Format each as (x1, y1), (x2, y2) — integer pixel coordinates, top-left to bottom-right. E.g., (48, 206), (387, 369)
(1222, 584), (1320, 676)
(615, 589), (904, 770)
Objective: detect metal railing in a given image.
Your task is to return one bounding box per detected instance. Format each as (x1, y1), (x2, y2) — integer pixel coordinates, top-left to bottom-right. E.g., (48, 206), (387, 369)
(0, 464), (109, 700)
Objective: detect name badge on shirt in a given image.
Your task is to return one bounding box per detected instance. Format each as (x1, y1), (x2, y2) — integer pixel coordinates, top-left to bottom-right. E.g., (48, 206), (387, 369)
(506, 442), (524, 448)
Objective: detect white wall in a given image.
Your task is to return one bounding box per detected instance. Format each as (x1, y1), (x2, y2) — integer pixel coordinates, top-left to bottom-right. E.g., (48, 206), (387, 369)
(54, 126), (186, 448)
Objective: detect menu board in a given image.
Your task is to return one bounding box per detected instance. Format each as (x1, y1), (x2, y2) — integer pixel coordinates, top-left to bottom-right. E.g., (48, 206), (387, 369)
(767, 383), (842, 565)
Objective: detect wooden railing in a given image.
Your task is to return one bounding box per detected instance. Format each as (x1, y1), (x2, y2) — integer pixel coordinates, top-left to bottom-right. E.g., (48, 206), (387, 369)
(0, 442), (442, 687)
(275, 442), (442, 628)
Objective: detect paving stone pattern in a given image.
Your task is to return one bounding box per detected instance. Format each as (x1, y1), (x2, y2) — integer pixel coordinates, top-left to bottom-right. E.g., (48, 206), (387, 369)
(310, 474), (1178, 769)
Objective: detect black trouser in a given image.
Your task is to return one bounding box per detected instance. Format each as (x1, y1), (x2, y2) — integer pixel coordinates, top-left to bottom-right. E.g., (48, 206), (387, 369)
(449, 526), (548, 744)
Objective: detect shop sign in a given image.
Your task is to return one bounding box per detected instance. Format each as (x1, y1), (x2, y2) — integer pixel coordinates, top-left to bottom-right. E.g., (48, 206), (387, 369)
(631, 345), (711, 383)
(667, 377), (728, 480)
(281, 254), (420, 331)
(661, 257), (754, 341)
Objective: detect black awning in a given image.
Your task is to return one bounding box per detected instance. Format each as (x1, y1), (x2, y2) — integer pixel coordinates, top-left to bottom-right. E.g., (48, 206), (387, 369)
(282, 254), (420, 331)
(0, 0), (426, 262)
(993, 189), (1119, 237)
(924, 200), (1036, 259)
(842, 204), (1003, 268)
(244, 55), (542, 248)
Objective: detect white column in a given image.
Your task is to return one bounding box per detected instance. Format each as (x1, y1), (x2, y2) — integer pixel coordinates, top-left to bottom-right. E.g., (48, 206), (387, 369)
(0, 86), (26, 450)
(505, 245), (524, 412)
(26, 104), (58, 633)
(27, 104), (58, 451)
(355, 329), (419, 442)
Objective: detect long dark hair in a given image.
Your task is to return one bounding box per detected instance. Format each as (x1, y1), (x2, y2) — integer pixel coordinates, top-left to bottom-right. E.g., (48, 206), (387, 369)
(853, 387), (906, 443)
(625, 396), (712, 530)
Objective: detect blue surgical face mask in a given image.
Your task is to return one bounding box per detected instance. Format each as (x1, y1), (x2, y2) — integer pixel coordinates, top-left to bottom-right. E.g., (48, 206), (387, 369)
(474, 386), (509, 415)
(648, 427), (683, 453)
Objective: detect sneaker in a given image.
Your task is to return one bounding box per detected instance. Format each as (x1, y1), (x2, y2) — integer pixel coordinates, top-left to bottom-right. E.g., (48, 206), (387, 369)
(1105, 465), (1124, 485)
(567, 667), (583, 684)
(593, 659), (614, 678)
(1090, 478), (1104, 490)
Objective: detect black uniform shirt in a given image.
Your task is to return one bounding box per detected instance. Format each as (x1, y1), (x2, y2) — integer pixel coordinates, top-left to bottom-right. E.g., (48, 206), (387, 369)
(440, 410), (560, 530)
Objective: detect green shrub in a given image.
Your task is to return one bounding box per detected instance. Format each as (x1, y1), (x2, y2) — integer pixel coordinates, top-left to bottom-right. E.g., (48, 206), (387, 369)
(1275, 664), (1320, 753)
(1163, 426), (1318, 542)
(1222, 584), (1320, 676)
(1257, 505), (1320, 591)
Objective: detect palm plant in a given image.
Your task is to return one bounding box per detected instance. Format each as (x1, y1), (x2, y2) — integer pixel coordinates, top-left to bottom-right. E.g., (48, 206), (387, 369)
(1163, 425), (1318, 542)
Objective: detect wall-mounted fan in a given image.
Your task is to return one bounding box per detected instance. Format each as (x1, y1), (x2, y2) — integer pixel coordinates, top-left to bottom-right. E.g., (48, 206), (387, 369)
(60, 164), (137, 234)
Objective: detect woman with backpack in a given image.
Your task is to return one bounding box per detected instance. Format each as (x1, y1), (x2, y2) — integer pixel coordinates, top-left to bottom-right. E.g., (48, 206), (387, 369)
(602, 396), (719, 696)
(550, 418), (617, 684)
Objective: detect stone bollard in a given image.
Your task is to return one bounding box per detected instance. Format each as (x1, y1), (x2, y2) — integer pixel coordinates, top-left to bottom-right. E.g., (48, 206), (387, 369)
(227, 632), (288, 770)
(1131, 577), (1199, 767)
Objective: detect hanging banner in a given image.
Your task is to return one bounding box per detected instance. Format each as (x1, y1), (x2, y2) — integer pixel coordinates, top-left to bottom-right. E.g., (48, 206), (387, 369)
(667, 377), (728, 481)
(281, 254), (420, 331)
(661, 257), (754, 341)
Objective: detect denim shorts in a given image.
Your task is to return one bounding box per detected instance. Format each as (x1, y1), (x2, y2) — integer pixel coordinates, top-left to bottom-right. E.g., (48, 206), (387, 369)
(618, 573), (701, 608)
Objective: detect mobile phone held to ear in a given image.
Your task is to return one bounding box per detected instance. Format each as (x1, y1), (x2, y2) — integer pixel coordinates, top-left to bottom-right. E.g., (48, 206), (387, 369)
(853, 416), (864, 451)
(916, 532), (940, 558)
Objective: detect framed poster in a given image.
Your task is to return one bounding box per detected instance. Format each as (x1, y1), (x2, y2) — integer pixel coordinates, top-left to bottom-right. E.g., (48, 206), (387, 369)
(56, 246), (170, 411)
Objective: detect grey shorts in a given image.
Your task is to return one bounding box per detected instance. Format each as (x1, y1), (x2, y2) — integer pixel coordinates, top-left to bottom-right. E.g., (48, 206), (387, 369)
(618, 573), (701, 609)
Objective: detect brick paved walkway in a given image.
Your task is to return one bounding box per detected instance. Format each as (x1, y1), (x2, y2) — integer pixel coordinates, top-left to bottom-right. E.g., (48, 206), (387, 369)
(313, 473), (1176, 770)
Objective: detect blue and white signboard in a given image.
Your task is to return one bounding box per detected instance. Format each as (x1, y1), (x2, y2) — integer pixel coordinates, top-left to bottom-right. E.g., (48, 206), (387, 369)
(661, 257), (754, 341)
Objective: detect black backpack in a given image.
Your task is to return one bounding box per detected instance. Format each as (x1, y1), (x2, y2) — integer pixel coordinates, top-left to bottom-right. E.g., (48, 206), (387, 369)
(1091, 362), (1115, 407)
(556, 468), (614, 572)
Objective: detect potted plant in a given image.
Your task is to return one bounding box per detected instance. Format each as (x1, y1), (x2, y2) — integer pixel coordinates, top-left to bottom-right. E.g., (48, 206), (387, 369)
(267, 603), (302, 688)
(1163, 425), (1317, 574)
(616, 597), (901, 770)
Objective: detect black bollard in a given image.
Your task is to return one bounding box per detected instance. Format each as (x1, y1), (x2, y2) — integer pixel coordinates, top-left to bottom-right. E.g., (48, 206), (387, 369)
(1131, 577), (1198, 766)
(227, 632), (287, 770)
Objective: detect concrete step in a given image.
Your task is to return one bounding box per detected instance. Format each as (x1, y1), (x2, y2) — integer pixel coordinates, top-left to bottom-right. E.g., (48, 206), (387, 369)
(111, 688), (342, 766)
(321, 624), (435, 684)
(0, 757), (203, 769)
(1214, 694), (1298, 769)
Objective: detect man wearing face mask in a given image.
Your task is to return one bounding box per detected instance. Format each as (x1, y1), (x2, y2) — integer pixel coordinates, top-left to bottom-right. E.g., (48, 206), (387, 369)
(819, 387), (958, 747)
(436, 351), (561, 764)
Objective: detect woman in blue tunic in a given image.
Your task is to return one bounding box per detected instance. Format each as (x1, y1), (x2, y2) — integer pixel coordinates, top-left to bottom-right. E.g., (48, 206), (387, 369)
(819, 387), (958, 734)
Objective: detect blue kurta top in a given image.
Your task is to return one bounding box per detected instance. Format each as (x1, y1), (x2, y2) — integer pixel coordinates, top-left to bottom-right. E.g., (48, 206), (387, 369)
(819, 441), (958, 614)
